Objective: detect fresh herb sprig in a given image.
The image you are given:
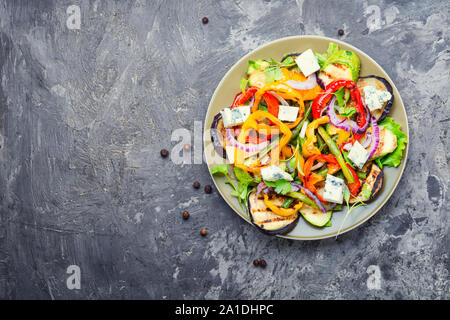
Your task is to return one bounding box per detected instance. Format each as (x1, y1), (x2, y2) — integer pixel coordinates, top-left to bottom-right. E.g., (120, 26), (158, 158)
(210, 164), (261, 213)
(264, 57), (297, 83)
(264, 179), (292, 195)
(335, 184), (366, 238)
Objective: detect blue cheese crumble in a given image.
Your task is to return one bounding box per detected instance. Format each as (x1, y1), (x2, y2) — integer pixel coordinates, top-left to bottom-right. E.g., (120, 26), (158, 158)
(220, 106), (251, 128)
(277, 105), (299, 122)
(347, 140), (370, 169)
(295, 49), (320, 77)
(323, 174), (344, 204)
(261, 165), (293, 182)
(363, 85), (392, 112)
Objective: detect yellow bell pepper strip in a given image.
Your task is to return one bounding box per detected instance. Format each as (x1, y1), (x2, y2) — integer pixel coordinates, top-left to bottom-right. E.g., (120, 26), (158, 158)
(263, 194), (303, 217)
(328, 125), (351, 146)
(234, 111), (292, 172)
(302, 116), (330, 158)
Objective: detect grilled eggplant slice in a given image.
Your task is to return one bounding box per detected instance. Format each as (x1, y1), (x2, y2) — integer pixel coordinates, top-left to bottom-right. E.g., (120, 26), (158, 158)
(299, 204), (332, 228)
(248, 191), (299, 236)
(349, 163), (384, 204)
(357, 76), (394, 123)
(210, 112), (227, 158)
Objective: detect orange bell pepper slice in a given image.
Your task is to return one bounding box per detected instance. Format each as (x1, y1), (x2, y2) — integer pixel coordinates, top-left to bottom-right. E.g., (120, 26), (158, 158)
(251, 81), (304, 113)
(280, 68), (322, 101)
(281, 145), (294, 159)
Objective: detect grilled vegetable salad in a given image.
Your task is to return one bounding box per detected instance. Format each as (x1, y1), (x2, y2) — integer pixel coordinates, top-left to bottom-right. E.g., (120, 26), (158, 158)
(210, 42), (407, 236)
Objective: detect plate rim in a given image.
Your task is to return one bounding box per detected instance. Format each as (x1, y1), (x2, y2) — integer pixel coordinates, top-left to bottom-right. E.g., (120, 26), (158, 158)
(203, 35), (409, 240)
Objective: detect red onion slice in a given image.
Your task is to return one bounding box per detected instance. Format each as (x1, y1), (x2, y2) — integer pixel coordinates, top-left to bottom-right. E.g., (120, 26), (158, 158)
(359, 132), (373, 149)
(256, 181), (267, 198)
(286, 73), (317, 90)
(367, 117), (380, 160)
(310, 161), (325, 171)
(269, 91), (289, 106)
(225, 129), (269, 153)
(263, 187), (274, 194)
(326, 96), (370, 134)
(316, 71), (326, 89)
(290, 183), (327, 213)
(290, 183), (300, 192)
(343, 143), (353, 152)
(247, 93), (255, 109)
(319, 104), (328, 117)
(324, 203), (337, 211)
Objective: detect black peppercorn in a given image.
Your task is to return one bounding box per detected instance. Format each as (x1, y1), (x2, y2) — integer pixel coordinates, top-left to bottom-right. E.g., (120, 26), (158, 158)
(202, 17), (209, 24)
(259, 259), (267, 268)
(338, 29), (344, 36)
(182, 211), (189, 220)
(253, 259), (259, 267)
(204, 185), (212, 194)
(200, 228), (207, 236)
(160, 149), (169, 158)
(193, 181), (201, 189)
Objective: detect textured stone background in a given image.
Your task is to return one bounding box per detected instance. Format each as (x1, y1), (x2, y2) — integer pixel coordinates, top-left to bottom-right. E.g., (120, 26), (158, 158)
(0, 0), (448, 299)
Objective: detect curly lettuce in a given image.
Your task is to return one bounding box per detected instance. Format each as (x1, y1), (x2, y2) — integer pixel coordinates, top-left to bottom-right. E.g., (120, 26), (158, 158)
(315, 42), (339, 67)
(375, 117), (408, 168)
(316, 42), (361, 82)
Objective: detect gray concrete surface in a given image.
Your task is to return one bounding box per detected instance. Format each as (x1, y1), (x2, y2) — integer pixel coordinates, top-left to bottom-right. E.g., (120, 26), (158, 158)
(0, 0), (448, 299)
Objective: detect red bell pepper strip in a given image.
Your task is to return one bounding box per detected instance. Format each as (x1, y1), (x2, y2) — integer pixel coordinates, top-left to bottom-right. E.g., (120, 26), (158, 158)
(345, 163), (361, 196)
(231, 87), (258, 109)
(234, 127), (271, 144)
(311, 80), (367, 129)
(262, 92), (279, 123)
(246, 133), (271, 144)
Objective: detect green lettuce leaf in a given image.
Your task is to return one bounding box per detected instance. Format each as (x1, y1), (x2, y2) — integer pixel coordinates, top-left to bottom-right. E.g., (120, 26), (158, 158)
(315, 43), (339, 68)
(320, 42), (361, 82)
(240, 77), (248, 94)
(264, 65), (283, 83)
(327, 42), (339, 56)
(376, 117), (408, 168)
(211, 164), (228, 176)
